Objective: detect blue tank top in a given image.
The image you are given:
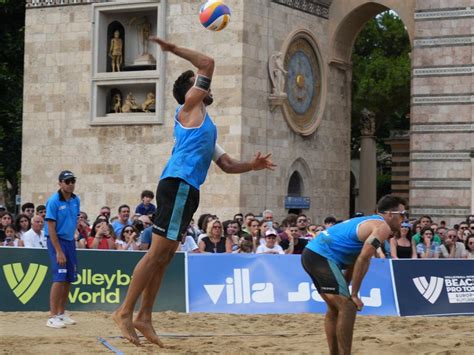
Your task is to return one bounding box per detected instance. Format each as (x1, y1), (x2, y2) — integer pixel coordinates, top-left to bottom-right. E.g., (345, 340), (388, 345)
(306, 215), (385, 268)
(160, 106), (217, 190)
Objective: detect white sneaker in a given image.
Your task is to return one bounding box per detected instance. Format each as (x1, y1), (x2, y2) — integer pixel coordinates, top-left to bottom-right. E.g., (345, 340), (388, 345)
(57, 313), (76, 325)
(46, 316), (66, 329)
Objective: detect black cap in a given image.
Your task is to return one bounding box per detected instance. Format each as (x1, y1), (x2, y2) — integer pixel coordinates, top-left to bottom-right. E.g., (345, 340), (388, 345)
(58, 170), (76, 181)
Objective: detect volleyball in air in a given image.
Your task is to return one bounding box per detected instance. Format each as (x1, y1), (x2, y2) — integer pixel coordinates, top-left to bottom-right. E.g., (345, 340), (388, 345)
(199, 1), (231, 31)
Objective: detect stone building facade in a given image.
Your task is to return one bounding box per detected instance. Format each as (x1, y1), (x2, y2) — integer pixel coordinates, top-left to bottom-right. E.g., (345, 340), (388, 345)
(22, 0), (473, 225)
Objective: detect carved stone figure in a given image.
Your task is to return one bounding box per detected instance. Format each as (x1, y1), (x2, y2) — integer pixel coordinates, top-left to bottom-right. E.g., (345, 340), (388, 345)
(269, 52), (288, 96)
(122, 92), (139, 113)
(112, 93), (122, 113)
(141, 92), (155, 112)
(360, 108), (376, 136)
(140, 16), (152, 56)
(109, 30), (123, 72)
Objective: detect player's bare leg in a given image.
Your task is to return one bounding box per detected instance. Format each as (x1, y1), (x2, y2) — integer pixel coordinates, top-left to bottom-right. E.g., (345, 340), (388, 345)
(321, 294), (339, 355)
(133, 234), (178, 347)
(114, 235), (177, 346)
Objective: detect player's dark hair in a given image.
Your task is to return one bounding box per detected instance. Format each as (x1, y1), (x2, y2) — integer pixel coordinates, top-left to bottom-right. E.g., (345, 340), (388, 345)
(324, 216), (336, 224)
(173, 70), (195, 104)
(376, 195), (407, 212)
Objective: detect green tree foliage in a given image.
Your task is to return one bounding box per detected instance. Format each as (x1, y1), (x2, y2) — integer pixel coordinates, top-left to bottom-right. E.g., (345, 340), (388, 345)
(0, 1), (25, 210)
(351, 11), (411, 158)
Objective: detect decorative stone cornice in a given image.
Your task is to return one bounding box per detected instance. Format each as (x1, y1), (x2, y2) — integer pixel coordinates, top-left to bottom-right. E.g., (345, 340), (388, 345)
(412, 94), (474, 105)
(26, 0), (99, 8)
(415, 7), (474, 20)
(414, 35), (474, 47)
(413, 65), (474, 77)
(271, 0), (330, 19)
(410, 207), (470, 217)
(411, 151), (471, 161)
(411, 123), (473, 133)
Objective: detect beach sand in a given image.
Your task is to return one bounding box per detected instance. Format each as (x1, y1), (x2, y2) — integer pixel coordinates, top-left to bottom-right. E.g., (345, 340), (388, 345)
(0, 311), (472, 354)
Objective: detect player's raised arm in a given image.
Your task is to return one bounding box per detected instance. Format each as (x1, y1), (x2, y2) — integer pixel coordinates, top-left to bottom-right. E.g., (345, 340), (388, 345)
(149, 36), (214, 111)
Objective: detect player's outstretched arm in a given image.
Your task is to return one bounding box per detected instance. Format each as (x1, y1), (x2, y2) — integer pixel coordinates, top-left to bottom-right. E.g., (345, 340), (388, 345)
(215, 152), (277, 174)
(149, 36), (214, 112)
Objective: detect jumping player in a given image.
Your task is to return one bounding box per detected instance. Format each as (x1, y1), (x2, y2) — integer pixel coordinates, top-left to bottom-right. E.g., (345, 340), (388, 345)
(113, 36), (276, 346)
(302, 195), (407, 355)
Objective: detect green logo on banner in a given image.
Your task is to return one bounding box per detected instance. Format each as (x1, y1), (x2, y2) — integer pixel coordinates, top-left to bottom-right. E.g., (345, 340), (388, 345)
(3, 263), (48, 304)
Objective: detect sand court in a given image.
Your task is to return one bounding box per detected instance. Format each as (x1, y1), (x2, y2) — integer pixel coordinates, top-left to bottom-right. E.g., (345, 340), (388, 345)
(0, 311), (472, 354)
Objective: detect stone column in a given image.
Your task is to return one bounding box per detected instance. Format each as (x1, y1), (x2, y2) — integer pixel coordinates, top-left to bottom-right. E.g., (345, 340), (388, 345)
(359, 109), (377, 215)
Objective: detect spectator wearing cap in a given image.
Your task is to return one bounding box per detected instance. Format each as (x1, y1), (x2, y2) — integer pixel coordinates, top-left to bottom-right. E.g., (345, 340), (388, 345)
(21, 202), (35, 219)
(22, 215), (46, 248)
(44, 170), (80, 328)
(256, 230), (284, 254)
(390, 221), (413, 259)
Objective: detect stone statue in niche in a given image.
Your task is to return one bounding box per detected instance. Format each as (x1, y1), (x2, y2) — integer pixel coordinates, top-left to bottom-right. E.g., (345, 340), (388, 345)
(109, 30), (123, 72)
(269, 52), (288, 97)
(127, 16), (156, 67)
(112, 93), (122, 113)
(360, 108), (376, 136)
(122, 92), (139, 113)
(142, 92), (156, 113)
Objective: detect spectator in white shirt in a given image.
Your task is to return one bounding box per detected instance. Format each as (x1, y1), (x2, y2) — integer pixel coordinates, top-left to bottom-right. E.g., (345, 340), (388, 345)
(178, 234), (199, 253)
(21, 215), (46, 248)
(256, 230), (284, 254)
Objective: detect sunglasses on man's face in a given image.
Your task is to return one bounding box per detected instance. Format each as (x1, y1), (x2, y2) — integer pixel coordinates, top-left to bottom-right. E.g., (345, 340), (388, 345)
(384, 210), (409, 218)
(63, 179), (76, 185)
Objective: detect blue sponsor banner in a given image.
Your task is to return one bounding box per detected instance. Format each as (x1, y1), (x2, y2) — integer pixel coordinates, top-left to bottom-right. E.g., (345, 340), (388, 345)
(187, 254), (397, 315)
(392, 259), (474, 316)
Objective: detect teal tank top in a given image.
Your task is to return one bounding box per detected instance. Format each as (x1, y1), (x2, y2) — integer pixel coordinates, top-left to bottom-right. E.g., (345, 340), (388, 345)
(160, 106), (217, 189)
(306, 214), (385, 268)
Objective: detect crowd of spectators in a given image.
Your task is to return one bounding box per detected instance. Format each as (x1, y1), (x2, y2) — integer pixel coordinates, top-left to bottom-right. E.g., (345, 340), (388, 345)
(1, 191), (473, 259)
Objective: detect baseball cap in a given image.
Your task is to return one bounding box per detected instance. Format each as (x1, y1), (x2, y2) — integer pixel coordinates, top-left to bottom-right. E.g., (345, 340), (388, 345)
(0, 205), (6, 211)
(265, 229), (277, 238)
(401, 221), (412, 228)
(58, 170), (76, 181)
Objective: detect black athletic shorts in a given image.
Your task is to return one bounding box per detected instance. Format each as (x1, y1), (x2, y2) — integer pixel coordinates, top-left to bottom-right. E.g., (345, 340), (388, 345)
(152, 177), (199, 242)
(301, 248), (350, 297)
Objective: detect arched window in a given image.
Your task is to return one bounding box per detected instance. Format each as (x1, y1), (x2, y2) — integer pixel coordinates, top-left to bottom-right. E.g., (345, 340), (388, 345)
(288, 171), (303, 196)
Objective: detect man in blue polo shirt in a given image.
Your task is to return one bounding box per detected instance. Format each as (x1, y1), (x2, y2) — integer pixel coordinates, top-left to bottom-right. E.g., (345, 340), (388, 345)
(44, 170), (80, 329)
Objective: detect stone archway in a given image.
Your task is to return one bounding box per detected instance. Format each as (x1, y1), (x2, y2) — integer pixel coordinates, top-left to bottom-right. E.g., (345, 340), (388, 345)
(329, 1), (415, 66)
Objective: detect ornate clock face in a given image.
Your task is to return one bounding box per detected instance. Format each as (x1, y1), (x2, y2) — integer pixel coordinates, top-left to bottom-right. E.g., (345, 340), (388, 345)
(283, 36), (322, 135)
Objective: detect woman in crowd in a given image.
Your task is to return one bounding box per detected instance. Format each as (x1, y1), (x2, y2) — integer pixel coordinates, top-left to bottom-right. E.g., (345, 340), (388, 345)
(247, 218), (262, 248)
(0, 211), (13, 241)
(439, 228), (466, 258)
(413, 227), (440, 258)
(223, 219), (240, 253)
(390, 221), (413, 259)
(15, 213), (31, 239)
(197, 214), (216, 243)
(199, 219), (226, 253)
(116, 226), (140, 251)
(3, 224), (24, 247)
(464, 234), (474, 258)
(87, 219), (116, 250)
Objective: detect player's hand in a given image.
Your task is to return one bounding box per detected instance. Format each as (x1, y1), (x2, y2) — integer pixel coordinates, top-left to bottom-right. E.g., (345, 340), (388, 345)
(149, 36), (176, 52)
(56, 250), (67, 266)
(251, 152), (277, 171)
(351, 295), (364, 311)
